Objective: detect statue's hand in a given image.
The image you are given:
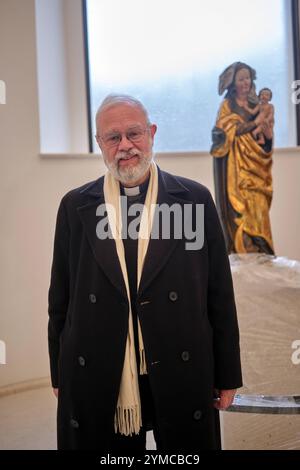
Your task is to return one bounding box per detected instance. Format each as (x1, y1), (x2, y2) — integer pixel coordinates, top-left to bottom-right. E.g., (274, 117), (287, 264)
(211, 126), (226, 146)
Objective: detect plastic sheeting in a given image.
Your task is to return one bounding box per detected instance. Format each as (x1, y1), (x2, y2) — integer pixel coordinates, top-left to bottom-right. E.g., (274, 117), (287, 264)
(221, 254), (300, 450)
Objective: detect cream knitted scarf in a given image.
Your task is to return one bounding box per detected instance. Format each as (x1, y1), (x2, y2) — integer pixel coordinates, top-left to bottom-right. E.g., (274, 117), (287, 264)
(103, 161), (158, 436)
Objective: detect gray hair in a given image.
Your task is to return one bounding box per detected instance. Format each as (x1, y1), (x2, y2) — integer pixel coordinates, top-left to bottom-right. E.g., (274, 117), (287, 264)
(95, 94), (151, 131)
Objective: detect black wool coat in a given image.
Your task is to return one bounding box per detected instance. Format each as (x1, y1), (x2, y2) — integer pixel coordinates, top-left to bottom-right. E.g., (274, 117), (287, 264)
(48, 167), (242, 450)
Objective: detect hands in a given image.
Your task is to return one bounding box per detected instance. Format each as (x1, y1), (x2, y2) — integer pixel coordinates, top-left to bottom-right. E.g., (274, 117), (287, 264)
(213, 389), (236, 410)
(53, 388), (59, 398)
(254, 115), (273, 140)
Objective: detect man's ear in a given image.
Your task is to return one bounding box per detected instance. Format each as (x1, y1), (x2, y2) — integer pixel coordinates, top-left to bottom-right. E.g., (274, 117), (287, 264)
(95, 135), (102, 152)
(150, 124), (157, 138)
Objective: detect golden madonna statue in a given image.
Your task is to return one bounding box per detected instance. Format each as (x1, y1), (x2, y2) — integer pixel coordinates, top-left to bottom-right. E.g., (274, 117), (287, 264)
(210, 62), (275, 254)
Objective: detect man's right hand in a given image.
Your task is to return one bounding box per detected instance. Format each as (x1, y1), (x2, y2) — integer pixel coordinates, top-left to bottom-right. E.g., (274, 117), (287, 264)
(53, 388), (59, 398)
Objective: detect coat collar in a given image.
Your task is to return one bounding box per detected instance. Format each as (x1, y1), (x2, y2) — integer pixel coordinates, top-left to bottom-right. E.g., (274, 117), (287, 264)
(79, 166), (190, 199)
(77, 166), (191, 301)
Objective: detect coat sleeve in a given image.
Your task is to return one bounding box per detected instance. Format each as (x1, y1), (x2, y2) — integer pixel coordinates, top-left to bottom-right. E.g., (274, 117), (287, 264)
(48, 198), (70, 388)
(204, 190), (243, 390)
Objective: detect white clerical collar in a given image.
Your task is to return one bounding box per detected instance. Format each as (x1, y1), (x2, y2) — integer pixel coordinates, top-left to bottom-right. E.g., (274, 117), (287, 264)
(123, 185), (140, 196)
(120, 176), (150, 196)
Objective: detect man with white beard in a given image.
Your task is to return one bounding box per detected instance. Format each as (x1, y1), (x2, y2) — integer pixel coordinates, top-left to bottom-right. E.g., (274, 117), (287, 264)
(48, 94), (242, 452)
(95, 95), (156, 187)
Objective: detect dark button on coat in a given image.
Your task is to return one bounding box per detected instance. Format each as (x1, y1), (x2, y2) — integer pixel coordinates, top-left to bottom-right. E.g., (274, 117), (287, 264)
(78, 356), (86, 367)
(193, 410), (203, 421)
(181, 351), (190, 362)
(168, 291), (178, 302)
(70, 419), (79, 429)
(89, 294), (97, 304)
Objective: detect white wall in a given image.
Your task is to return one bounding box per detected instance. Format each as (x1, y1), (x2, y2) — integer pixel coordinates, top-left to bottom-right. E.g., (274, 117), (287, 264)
(0, 0), (299, 389)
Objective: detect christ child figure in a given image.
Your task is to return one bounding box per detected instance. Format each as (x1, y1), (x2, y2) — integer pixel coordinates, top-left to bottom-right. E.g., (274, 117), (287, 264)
(243, 88), (274, 145)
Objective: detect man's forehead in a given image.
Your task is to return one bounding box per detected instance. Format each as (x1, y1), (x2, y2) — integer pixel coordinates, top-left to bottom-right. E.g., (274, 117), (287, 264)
(98, 103), (147, 129)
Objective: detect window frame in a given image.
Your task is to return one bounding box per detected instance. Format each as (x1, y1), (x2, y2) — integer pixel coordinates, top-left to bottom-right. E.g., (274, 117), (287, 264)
(82, 0), (93, 153)
(291, 0), (300, 145)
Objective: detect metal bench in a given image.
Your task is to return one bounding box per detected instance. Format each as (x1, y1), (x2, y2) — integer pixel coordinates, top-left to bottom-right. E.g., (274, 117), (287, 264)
(227, 395), (300, 414)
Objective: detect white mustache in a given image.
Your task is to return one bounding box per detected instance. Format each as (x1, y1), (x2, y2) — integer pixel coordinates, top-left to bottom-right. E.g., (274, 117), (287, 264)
(116, 149), (142, 162)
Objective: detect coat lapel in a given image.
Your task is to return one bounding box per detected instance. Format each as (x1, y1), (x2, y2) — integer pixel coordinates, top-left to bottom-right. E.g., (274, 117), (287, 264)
(138, 168), (191, 296)
(77, 179), (128, 301)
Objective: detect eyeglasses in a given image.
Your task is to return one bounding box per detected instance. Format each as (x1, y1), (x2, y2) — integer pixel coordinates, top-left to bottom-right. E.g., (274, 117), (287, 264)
(97, 126), (150, 148)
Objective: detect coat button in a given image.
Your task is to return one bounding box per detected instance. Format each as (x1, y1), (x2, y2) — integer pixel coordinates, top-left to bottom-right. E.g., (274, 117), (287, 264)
(169, 291), (178, 302)
(70, 418), (79, 429)
(78, 356), (86, 367)
(193, 410), (202, 421)
(181, 351), (190, 362)
(89, 294), (97, 303)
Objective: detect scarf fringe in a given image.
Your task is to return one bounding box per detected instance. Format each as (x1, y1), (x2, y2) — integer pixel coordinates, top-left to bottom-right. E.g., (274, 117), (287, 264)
(114, 405), (141, 436)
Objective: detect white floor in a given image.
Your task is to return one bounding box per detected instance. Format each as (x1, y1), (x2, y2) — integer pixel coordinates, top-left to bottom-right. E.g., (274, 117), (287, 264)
(0, 387), (57, 450)
(0, 387), (156, 450)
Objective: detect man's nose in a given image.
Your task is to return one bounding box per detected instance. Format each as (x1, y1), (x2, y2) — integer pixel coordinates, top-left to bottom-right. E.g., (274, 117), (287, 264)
(118, 134), (134, 151)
